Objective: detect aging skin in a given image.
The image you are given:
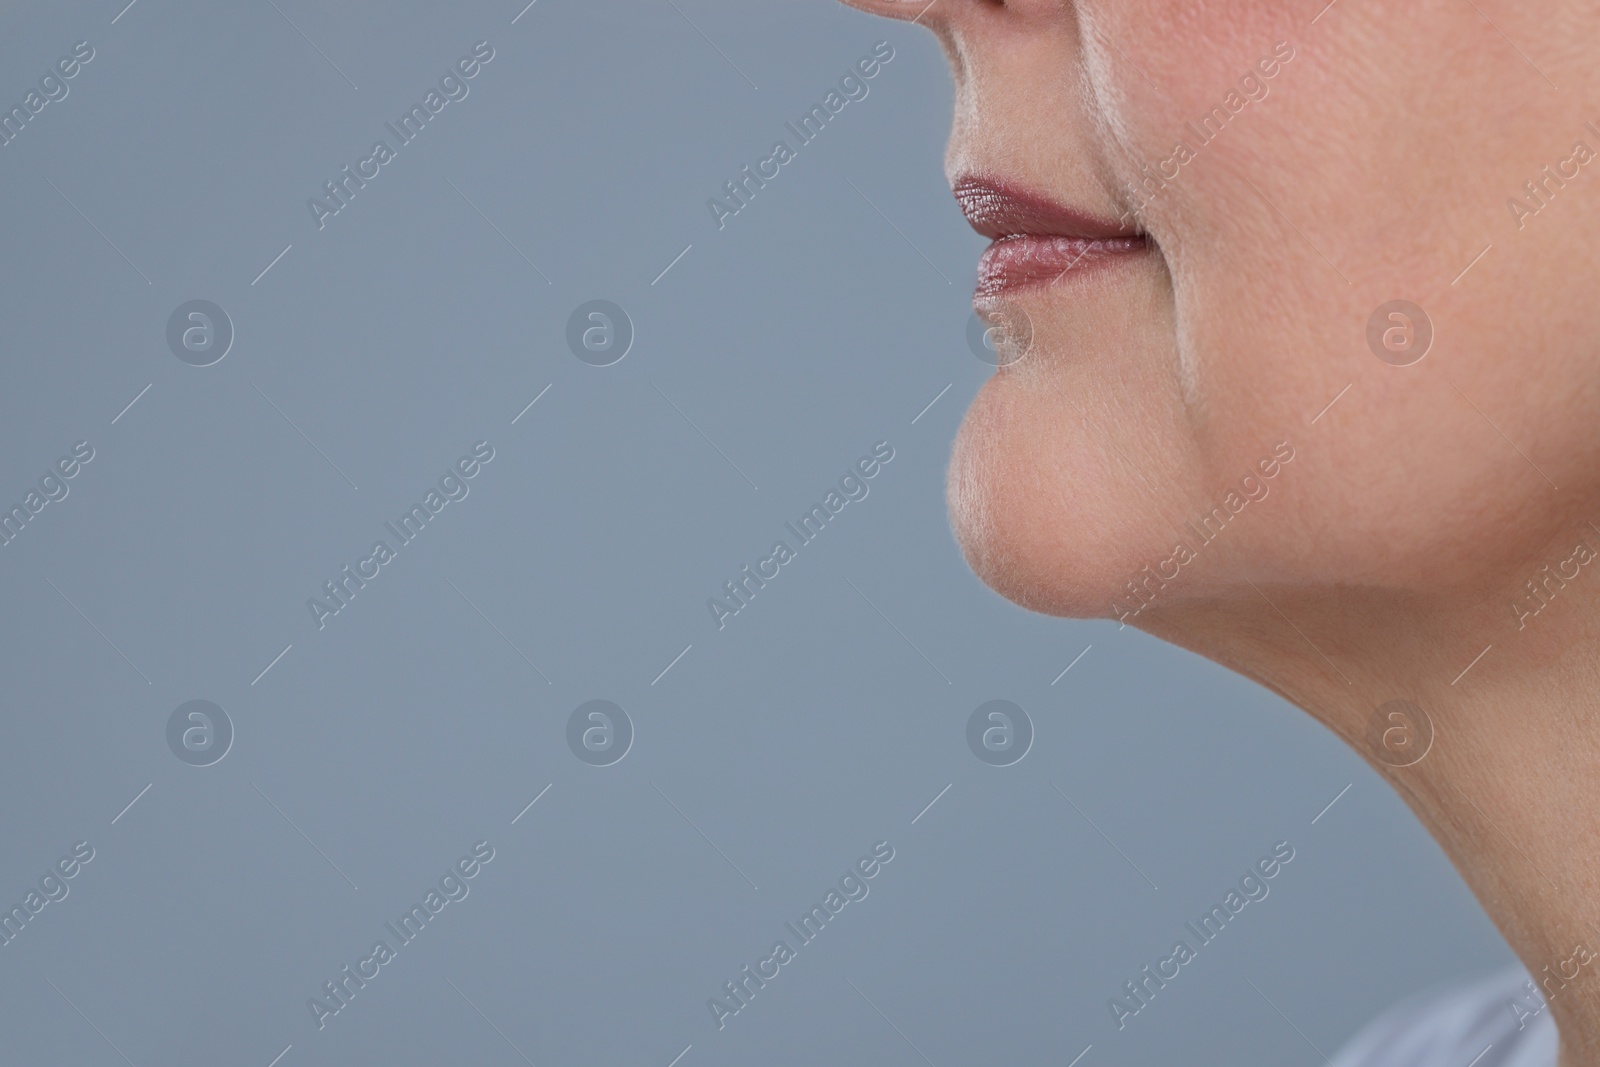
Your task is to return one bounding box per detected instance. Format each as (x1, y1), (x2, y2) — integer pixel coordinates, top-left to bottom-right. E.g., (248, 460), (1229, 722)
(840, 0), (1600, 1062)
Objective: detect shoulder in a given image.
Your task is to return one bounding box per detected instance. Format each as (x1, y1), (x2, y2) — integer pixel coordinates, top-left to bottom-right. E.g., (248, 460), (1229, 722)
(1330, 967), (1557, 1067)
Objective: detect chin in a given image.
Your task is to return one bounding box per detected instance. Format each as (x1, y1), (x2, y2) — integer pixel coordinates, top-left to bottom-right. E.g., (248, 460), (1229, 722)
(945, 369), (1179, 620)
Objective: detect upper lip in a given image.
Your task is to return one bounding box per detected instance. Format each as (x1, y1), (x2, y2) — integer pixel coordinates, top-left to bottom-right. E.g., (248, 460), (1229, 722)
(953, 177), (1141, 242)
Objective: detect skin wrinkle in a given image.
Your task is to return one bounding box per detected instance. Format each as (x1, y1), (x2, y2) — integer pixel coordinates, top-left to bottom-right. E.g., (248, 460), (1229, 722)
(1074, 12), (1210, 407)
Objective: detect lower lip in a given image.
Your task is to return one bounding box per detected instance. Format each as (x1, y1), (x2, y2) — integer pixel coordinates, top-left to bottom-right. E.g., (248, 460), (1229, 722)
(975, 235), (1147, 300)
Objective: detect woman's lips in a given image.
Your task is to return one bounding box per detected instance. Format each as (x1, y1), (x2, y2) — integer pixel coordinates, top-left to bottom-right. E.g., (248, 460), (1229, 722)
(976, 234), (1147, 298)
(954, 176), (1148, 299)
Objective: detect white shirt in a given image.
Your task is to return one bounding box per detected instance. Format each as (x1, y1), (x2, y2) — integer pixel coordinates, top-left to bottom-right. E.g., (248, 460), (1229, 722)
(1330, 967), (1557, 1067)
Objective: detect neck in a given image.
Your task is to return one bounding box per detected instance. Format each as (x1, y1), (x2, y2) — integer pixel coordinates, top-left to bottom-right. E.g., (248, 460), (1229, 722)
(1140, 547), (1600, 1065)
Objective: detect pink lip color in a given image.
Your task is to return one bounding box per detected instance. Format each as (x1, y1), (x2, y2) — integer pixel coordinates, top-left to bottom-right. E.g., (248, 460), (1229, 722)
(975, 234), (1147, 298)
(954, 177), (1147, 299)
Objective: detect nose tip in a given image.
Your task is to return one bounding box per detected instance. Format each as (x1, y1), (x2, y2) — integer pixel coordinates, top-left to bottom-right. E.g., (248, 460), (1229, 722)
(836, 0), (942, 24)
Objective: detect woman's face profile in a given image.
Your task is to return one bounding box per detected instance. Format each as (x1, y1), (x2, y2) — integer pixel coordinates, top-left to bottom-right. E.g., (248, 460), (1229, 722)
(837, 9), (1600, 1059)
(847, 0), (1600, 625)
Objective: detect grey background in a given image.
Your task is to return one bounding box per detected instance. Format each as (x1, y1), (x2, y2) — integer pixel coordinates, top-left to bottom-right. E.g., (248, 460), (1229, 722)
(0, 1), (1511, 1065)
